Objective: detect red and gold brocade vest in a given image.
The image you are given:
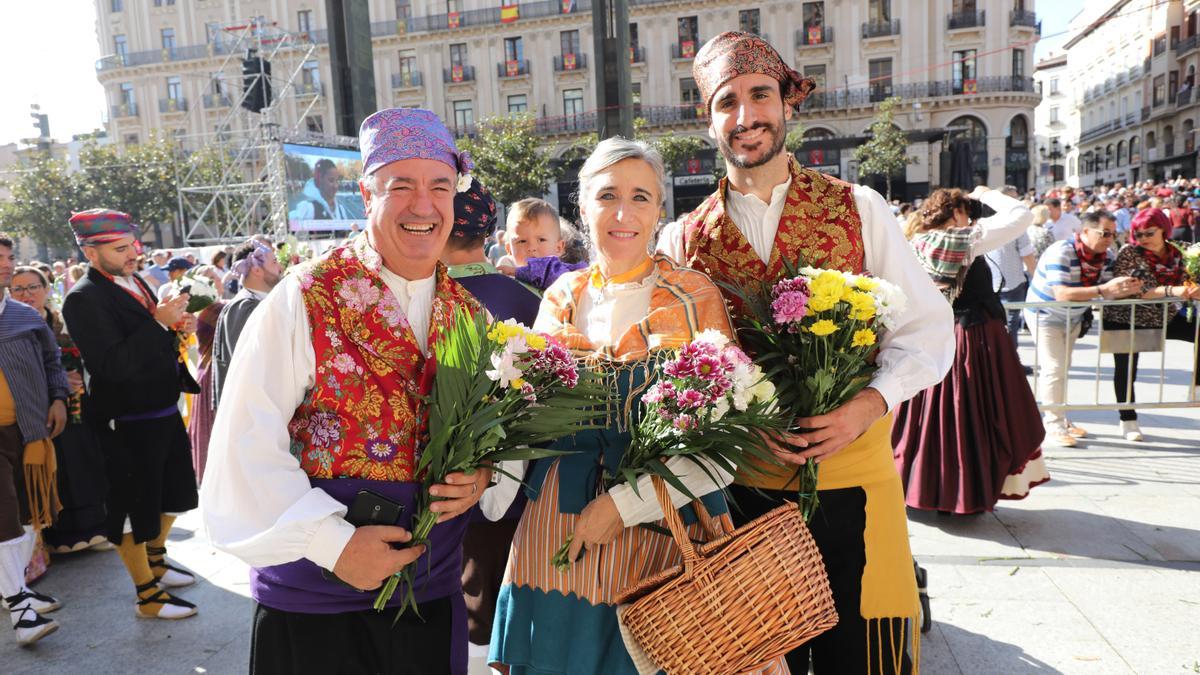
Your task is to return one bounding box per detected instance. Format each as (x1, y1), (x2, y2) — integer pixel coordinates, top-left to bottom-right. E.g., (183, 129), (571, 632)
(679, 159), (866, 312)
(287, 236), (480, 482)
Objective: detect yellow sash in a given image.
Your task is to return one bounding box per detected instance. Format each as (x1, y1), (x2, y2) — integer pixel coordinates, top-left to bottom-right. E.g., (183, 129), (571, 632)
(0, 370), (60, 531)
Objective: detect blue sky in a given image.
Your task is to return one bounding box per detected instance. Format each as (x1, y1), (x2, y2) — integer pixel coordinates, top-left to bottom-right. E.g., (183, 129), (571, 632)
(0, 1), (1086, 148)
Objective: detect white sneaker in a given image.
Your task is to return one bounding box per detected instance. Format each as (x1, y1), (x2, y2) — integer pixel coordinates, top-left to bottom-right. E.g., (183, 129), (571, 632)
(1121, 420), (1144, 442)
(10, 605), (58, 646)
(3, 588), (61, 614)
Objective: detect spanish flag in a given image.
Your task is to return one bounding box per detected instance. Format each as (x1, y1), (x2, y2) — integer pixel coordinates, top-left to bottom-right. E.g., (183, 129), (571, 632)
(501, 4), (519, 23)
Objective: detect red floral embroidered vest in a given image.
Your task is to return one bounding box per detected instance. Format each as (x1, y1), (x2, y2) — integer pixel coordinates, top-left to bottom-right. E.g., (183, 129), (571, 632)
(680, 160), (866, 317)
(287, 236), (480, 482)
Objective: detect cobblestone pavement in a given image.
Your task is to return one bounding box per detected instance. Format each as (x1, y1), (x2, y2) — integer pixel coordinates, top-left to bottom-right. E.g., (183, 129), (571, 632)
(3, 335), (1197, 674)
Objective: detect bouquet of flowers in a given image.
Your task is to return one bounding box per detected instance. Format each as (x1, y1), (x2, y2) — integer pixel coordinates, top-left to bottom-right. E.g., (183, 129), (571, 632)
(375, 309), (608, 616)
(728, 265), (906, 521)
(166, 271), (219, 314)
(1174, 241), (1200, 319)
(550, 329), (789, 570)
(57, 335), (84, 424)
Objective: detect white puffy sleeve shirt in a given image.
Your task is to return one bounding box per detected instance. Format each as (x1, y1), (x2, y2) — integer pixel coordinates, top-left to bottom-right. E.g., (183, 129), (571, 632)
(658, 182), (955, 412)
(200, 269), (434, 571)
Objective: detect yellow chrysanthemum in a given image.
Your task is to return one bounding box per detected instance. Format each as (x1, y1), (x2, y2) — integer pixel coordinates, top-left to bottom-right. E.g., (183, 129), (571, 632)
(855, 276), (880, 291)
(847, 292), (877, 321)
(524, 331), (547, 351)
(809, 270), (847, 297)
(511, 377), (526, 389)
(808, 292), (840, 313)
(852, 329), (877, 347)
(808, 319), (839, 336)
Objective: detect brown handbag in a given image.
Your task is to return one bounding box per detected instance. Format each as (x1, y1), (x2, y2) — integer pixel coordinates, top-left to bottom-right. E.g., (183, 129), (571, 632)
(614, 476), (839, 673)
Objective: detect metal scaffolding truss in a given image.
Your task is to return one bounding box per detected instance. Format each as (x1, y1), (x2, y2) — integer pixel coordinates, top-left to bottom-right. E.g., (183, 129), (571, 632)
(176, 20), (329, 245)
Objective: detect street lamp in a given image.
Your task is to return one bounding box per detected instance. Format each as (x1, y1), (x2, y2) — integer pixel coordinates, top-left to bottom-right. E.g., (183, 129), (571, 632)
(1039, 141), (1071, 189)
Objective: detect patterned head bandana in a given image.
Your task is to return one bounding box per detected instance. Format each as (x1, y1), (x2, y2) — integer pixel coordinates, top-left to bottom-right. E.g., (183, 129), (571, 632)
(68, 208), (139, 247)
(693, 31), (817, 116)
(231, 240), (274, 279)
(359, 108), (474, 191)
(452, 176), (498, 238)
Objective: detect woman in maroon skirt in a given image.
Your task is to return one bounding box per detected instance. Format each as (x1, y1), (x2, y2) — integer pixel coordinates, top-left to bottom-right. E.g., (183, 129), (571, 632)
(893, 187), (1049, 514)
(187, 299), (226, 485)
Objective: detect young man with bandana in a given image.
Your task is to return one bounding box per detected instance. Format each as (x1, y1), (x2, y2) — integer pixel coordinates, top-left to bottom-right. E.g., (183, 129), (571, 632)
(657, 32), (954, 674)
(202, 109), (495, 674)
(61, 210), (201, 621)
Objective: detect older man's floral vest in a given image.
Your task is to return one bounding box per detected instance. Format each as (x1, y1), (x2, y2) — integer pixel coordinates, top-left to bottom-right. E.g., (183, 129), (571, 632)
(679, 159), (866, 315)
(287, 236), (480, 482)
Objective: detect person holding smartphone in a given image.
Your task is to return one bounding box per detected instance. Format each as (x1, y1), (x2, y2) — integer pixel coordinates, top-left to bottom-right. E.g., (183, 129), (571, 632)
(202, 109), (494, 675)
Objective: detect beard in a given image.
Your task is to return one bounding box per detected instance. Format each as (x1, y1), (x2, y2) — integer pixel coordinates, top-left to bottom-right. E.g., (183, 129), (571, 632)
(716, 120), (787, 170)
(98, 258), (131, 277)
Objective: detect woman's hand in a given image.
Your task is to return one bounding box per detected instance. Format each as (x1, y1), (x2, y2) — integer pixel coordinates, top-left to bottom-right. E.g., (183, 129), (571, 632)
(1180, 284), (1200, 301)
(567, 493), (623, 562)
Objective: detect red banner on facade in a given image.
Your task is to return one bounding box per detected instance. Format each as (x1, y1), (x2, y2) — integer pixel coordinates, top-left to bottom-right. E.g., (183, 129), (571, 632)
(686, 158), (701, 174)
(506, 59), (519, 77)
(681, 40), (695, 58)
(500, 4), (519, 23)
(963, 78), (978, 94)
(448, 11), (460, 28)
(807, 26), (823, 44)
(451, 64), (464, 82)
(561, 0), (575, 13)
(563, 53), (576, 70)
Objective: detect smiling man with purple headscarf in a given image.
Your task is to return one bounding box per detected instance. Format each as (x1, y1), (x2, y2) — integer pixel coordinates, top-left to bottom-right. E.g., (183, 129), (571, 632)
(202, 109), (495, 674)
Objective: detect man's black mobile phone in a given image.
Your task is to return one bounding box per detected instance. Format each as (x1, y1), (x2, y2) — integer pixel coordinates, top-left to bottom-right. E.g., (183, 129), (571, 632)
(320, 490), (406, 587)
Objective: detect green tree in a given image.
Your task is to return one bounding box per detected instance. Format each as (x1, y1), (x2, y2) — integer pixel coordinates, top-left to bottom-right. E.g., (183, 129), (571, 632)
(0, 153), (83, 251)
(77, 135), (182, 245)
(784, 121), (808, 154)
(457, 114), (558, 206)
(852, 96), (912, 200)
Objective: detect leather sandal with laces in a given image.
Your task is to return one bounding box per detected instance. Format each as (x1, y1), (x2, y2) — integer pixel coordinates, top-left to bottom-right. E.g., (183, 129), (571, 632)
(9, 603), (58, 646)
(2, 588), (61, 614)
(147, 546), (195, 588)
(134, 580), (197, 620)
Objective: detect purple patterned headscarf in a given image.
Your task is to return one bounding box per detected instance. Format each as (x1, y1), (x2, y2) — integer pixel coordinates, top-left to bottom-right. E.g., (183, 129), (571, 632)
(231, 240), (274, 279)
(359, 108), (474, 188)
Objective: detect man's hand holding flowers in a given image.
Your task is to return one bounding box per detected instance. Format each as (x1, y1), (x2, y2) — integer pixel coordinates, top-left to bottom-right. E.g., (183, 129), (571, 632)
(429, 468), (494, 524)
(769, 387), (888, 465)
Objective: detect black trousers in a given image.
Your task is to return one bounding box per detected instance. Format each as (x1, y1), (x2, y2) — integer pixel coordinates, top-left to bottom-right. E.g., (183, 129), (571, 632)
(1111, 312), (1199, 421)
(251, 597), (455, 675)
(728, 484), (913, 675)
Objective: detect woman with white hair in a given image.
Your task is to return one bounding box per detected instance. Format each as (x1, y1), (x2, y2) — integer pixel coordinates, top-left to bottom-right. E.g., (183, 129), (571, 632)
(485, 138), (772, 674)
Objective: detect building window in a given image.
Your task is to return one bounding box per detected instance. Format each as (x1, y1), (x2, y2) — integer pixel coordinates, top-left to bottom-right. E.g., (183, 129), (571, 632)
(120, 82), (135, 107)
(739, 9), (761, 36)
(508, 94), (528, 114)
(1012, 49), (1025, 78)
(1154, 74), (1166, 106)
(305, 116), (324, 133)
(1050, 77), (1059, 94)
(297, 10), (313, 35)
(302, 61), (320, 89)
(111, 0), (122, 11)
(124, 134), (139, 146)
(114, 35), (128, 62)
(803, 64), (827, 91)
(680, 77), (701, 116)
(563, 89), (584, 117)
(677, 16), (699, 56)
(803, 2), (825, 31)
(869, 58), (893, 101)
(632, 82), (642, 114)
(953, 49), (977, 93)
(868, 0), (891, 23)
(447, 0), (461, 14)
(395, 0), (411, 20)
(504, 36), (524, 75)
(630, 23), (640, 53)
(449, 43), (467, 67)
(399, 50), (417, 83)
(453, 100), (474, 131)
(1050, 106), (1059, 123)
(560, 30), (580, 59)
(161, 28), (176, 52)
(1008, 116), (1028, 148)
(166, 76), (182, 102)
(953, 0), (976, 12)
(1170, 69), (1179, 103)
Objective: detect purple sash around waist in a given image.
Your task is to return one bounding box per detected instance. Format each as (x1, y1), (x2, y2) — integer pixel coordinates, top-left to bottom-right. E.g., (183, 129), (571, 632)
(250, 477), (470, 615)
(115, 404), (179, 422)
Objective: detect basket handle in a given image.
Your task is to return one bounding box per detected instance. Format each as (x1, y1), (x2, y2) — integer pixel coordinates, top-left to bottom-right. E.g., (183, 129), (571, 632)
(650, 474), (710, 572)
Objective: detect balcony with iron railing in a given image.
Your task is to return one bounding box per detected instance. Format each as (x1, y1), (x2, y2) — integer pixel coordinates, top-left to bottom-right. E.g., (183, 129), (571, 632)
(1079, 120), (1121, 143)
(861, 20), (900, 39)
(553, 53), (588, 72)
(801, 75), (1039, 111)
(391, 71), (424, 89)
(947, 11), (985, 30)
(202, 93), (231, 109)
(795, 25), (833, 48)
(497, 59), (531, 78)
(158, 97), (188, 113)
(1010, 9), (1039, 30)
(671, 41), (701, 60)
(535, 112), (597, 135)
(630, 45), (646, 64)
(1178, 86), (1194, 107)
(1144, 57), (1152, 74)
(110, 102), (138, 118)
(1125, 111), (1137, 125)
(450, 124), (477, 139)
(1176, 33), (1200, 57)
(1142, 105), (1152, 121)
(1129, 65), (1142, 80)
(1105, 77), (1115, 92)
(443, 65), (477, 83)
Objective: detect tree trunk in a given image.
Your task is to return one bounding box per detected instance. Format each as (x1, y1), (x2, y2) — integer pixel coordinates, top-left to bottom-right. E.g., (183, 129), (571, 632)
(885, 174), (893, 201)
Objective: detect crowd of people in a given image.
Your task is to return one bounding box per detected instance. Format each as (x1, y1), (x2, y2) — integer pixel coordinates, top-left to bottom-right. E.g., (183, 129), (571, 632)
(0, 28), (1195, 675)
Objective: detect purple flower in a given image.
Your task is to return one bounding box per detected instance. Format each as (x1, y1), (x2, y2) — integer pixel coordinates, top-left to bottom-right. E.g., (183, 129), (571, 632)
(692, 355), (725, 381)
(677, 389), (706, 409)
(773, 276), (811, 297)
(308, 412), (342, 449)
(337, 277), (381, 313)
(772, 291), (810, 325)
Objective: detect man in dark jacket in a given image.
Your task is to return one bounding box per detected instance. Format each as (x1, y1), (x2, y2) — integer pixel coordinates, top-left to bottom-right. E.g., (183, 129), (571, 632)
(210, 239), (282, 410)
(61, 209), (200, 620)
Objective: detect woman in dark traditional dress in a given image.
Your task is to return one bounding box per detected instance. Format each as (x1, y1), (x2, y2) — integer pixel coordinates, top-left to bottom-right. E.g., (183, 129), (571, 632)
(893, 188), (1049, 514)
(187, 299), (226, 484)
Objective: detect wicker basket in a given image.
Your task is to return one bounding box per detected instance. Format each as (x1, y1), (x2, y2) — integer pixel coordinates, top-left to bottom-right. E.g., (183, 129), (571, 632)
(614, 476), (838, 674)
